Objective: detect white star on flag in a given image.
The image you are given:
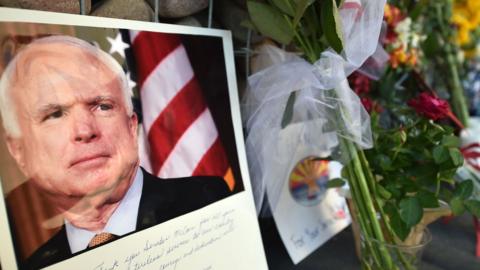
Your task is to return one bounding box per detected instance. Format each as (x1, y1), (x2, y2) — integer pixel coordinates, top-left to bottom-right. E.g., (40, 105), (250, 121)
(126, 71), (137, 96)
(107, 33), (129, 58)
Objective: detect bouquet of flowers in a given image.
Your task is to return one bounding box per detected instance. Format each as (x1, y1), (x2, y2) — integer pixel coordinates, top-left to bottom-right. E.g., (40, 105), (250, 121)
(346, 0), (480, 267)
(244, 0), (480, 269)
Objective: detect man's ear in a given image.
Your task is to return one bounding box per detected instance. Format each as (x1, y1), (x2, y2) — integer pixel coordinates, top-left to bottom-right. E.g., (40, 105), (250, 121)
(129, 112), (138, 137)
(5, 136), (26, 173)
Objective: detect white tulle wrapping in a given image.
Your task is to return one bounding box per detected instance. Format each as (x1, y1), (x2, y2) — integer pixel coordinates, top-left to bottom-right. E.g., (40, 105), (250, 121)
(242, 0), (386, 214)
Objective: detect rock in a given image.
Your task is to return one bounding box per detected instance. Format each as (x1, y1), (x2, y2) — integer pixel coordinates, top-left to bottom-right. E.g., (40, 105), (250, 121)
(0, 0), (91, 14)
(214, 0), (263, 44)
(175, 16), (202, 27)
(91, 0), (154, 22)
(147, 0), (208, 18)
(174, 10), (221, 28)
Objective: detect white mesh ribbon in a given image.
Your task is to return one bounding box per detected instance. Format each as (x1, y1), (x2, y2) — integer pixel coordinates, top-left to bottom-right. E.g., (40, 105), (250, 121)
(243, 0), (386, 214)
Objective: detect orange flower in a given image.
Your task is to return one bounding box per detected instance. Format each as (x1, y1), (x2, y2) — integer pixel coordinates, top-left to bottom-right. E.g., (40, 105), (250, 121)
(384, 4), (403, 27)
(407, 49), (418, 67)
(389, 46), (417, 68)
(383, 4), (405, 45)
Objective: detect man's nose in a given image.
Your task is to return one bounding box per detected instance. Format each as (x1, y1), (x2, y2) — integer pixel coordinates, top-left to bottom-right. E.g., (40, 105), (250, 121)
(72, 110), (100, 143)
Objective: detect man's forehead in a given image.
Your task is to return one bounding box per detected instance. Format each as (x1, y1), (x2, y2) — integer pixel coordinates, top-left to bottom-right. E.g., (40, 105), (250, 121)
(9, 43), (121, 106)
(17, 43), (104, 73)
(12, 44), (115, 87)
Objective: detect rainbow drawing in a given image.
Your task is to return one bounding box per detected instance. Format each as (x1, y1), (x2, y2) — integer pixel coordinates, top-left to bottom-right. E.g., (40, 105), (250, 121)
(289, 157), (330, 206)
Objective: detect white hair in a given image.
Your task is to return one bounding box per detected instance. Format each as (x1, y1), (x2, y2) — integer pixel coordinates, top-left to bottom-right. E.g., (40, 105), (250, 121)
(0, 35), (133, 137)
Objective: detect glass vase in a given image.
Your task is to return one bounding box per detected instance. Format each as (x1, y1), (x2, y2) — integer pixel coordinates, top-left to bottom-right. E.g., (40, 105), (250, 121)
(360, 228), (432, 270)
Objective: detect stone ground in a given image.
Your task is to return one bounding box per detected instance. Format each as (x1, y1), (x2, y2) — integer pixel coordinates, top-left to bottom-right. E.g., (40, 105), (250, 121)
(259, 214), (480, 269)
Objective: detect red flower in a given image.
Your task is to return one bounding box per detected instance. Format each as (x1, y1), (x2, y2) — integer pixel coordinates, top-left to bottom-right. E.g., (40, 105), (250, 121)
(383, 30), (397, 45)
(407, 92), (450, 120)
(360, 98), (383, 114)
(348, 72), (371, 95)
(361, 97), (373, 113)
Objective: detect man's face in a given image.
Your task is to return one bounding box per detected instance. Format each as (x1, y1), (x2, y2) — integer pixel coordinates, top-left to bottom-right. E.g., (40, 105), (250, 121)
(6, 43), (138, 203)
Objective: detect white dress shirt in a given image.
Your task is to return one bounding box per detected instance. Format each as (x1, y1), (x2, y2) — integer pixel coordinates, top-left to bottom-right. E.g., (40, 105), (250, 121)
(65, 168), (143, 253)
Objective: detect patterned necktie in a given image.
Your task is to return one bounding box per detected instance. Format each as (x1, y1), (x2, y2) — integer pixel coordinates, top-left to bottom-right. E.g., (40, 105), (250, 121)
(88, 232), (117, 248)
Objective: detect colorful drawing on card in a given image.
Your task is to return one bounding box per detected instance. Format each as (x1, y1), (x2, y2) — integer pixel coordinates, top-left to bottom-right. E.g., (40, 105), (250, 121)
(288, 157), (330, 206)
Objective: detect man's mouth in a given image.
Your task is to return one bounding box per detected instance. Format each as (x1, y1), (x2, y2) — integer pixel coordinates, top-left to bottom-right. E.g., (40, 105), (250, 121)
(69, 154), (110, 168)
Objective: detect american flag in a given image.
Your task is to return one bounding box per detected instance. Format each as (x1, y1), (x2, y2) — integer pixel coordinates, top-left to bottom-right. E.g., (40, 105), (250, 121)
(128, 31), (234, 190)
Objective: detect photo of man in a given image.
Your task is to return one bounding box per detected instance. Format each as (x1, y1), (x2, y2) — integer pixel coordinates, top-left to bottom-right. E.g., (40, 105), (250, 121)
(0, 35), (231, 269)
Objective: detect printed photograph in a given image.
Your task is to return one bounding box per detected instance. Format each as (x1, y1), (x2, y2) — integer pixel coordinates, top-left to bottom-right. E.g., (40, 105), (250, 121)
(0, 18), (244, 269)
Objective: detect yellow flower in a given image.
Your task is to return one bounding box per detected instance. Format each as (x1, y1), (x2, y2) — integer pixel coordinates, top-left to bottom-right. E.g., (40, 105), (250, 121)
(472, 9), (480, 27)
(457, 28), (471, 45)
(467, 0), (480, 13)
(451, 13), (470, 29)
(451, 1), (479, 46)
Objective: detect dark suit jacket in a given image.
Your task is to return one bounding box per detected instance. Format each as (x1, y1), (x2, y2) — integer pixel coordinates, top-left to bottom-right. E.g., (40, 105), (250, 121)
(22, 168), (230, 270)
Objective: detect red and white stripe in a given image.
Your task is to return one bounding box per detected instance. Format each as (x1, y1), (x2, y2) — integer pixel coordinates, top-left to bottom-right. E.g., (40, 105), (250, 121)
(130, 31), (234, 189)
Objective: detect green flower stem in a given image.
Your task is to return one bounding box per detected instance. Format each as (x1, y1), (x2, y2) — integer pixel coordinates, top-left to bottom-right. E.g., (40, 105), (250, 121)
(330, 87), (394, 268)
(344, 165), (383, 267)
(445, 47), (469, 126)
(434, 2), (469, 127)
(285, 16), (317, 63)
(358, 148), (416, 270)
(344, 139), (394, 269)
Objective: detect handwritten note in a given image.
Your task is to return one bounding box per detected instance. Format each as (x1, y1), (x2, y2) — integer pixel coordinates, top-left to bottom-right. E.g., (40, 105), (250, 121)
(289, 217), (338, 249)
(92, 209), (236, 270)
(46, 193), (267, 270)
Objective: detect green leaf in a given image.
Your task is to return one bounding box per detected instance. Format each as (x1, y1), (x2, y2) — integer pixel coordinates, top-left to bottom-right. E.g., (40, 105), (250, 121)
(432, 146), (449, 164)
(292, 0), (314, 27)
(450, 196), (465, 215)
(327, 178), (346, 188)
(438, 168), (458, 182)
(377, 184), (392, 200)
(465, 200), (480, 218)
(320, 0), (344, 53)
(416, 190), (440, 208)
(375, 154), (392, 171)
(270, 0), (295, 16)
(391, 129), (407, 147)
(440, 188), (453, 201)
(441, 135), (460, 147)
(281, 92), (296, 128)
(403, 178), (419, 193)
(425, 126), (443, 142)
(409, 163), (437, 185)
(399, 197), (423, 227)
(448, 148), (464, 167)
(388, 207), (410, 241)
(443, 125), (455, 134)
(453, 180), (474, 200)
(240, 19), (259, 32)
(385, 184), (402, 199)
(247, 1), (295, 44)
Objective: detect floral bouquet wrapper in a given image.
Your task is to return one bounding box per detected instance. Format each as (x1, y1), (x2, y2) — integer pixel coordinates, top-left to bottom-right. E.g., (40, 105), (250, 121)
(242, 0), (386, 214)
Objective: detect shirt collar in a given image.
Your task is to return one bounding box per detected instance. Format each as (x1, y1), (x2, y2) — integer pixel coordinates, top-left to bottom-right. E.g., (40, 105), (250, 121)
(65, 167), (143, 253)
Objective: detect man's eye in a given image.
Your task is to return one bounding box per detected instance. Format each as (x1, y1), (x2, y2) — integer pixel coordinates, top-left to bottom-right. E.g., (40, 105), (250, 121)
(98, 103), (113, 111)
(44, 110), (63, 121)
